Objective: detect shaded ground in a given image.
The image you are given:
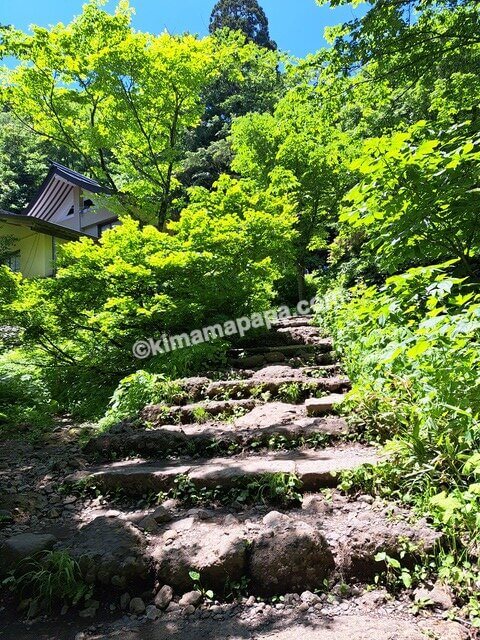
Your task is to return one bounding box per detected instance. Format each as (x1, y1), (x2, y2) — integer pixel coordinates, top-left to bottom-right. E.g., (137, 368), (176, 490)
(1, 596), (472, 640)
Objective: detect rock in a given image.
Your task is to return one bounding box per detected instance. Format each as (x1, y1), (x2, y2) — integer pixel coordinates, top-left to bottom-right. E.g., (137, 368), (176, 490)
(0, 533), (57, 576)
(166, 601), (180, 612)
(66, 517), (151, 588)
(155, 585), (173, 610)
(138, 516), (159, 533)
(305, 395), (345, 416)
(152, 505), (173, 524)
(262, 511), (291, 529)
(235, 403), (300, 430)
(301, 590), (321, 606)
(111, 574), (127, 589)
(333, 514), (441, 580)
(236, 355), (265, 368)
(302, 494), (334, 515)
(153, 521), (246, 593)
(79, 606), (97, 618)
(248, 521), (334, 596)
(183, 604), (196, 615)
(163, 530), (177, 542)
(179, 590), (202, 608)
(284, 593), (300, 605)
(120, 593), (131, 610)
(414, 583), (454, 610)
(145, 604), (160, 620)
(252, 366), (303, 381)
(129, 597), (146, 615)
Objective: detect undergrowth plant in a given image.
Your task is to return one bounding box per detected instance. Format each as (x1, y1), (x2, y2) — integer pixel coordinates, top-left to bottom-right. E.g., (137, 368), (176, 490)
(317, 262), (480, 624)
(2, 550), (92, 618)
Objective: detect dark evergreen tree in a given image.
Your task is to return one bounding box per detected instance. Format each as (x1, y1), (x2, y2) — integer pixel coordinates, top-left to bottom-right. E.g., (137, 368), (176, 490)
(209, 0), (276, 50)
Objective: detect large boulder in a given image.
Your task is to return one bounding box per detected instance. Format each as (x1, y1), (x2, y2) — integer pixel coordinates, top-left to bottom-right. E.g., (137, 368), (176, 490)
(0, 533), (57, 576)
(152, 520), (246, 594)
(66, 517), (151, 589)
(326, 505), (441, 581)
(248, 514), (334, 596)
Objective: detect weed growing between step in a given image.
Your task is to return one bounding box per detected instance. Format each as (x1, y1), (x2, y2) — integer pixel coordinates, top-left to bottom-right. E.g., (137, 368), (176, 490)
(65, 472), (303, 509)
(2, 550), (92, 619)
(339, 462), (480, 624)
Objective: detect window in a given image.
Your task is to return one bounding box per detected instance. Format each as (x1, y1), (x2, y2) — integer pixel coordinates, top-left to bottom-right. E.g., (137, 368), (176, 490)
(98, 220), (120, 237)
(3, 251), (20, 273)
(81, 199), (95, 214)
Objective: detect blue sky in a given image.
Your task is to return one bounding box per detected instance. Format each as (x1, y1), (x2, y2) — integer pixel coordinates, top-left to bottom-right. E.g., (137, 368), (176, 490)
(2, 0), (365, 58)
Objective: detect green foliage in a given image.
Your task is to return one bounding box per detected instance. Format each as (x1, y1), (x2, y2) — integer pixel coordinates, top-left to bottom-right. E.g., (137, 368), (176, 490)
(210, 0), (276, 50)
(277, 382), (302, 404)
(0, 350), (56, 440)
(0, 112), (50, 213)
(231, 79), (358, 298)
(170, 471), (302, 508)
(3, 550), (91, 617)
(98, 370), (185, 432)
(0, 2), (247, 225)
(4, 210), (291, 416)
(315, 263), (480, 621)
(340, 122), (480, 275)
(188, 570), (214, 600)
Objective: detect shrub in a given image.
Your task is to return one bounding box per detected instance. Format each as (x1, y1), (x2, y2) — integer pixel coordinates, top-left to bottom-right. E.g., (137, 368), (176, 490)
(98, 370), (186, 431)
(0, 350), (56, 440)
(315, 262), (480, 621)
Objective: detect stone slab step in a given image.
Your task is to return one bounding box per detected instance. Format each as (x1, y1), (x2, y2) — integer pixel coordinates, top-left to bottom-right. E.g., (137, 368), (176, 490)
(141, 398), (256, 427)
(145, 490), (439, 597)
(230, 342), (332, 357)
(272, 314), (314, 327)
(85, 403), (349, 458)
(205, 374), (350, 400)
(306, 394), (346, 416)
(66, 445), (379, 495)
(275, 325), (326, 346)
(230, 350), (337, 370)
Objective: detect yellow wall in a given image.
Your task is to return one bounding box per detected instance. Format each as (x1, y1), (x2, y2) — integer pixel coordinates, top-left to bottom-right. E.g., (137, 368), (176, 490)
(0, 221), (65, 278)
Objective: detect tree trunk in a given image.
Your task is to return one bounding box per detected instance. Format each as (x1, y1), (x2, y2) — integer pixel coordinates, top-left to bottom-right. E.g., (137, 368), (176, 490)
(296, 262), (307, 303)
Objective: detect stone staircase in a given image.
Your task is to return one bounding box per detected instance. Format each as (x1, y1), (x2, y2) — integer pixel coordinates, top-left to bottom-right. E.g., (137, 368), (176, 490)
(58, 315), (446, 609)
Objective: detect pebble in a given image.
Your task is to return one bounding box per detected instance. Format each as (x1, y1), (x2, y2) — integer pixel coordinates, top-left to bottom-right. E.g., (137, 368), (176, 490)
(183, 604), (196, 616)
(129, 597), (146, 615)
(179, 591), (202, 607)
(145, 605), (160, 620)
(155, 585), (174, 610)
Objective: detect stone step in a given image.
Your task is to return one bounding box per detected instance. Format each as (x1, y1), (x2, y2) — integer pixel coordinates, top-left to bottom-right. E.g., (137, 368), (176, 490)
(148, 491), (439, 597)
(66, 445), (380, 496)
(272, 314), (314, 327)
(275, 325), (326, 346)
(305, 394), (346, 416)
(85, 403), (349, 458)
(72, 490), (441, 602)
(230, 342), (332, 357)
(205, 373), (350, 401)
(141, 398), (256, 427)
(230, 349), (336, 370)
